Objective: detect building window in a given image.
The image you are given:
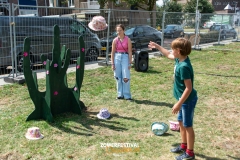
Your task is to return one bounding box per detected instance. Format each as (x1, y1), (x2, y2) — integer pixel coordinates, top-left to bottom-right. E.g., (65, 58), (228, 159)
(69, 0), (74, 7)
(89, 0), (98, 5)
(19, 0), (38, 15)
(56, 0), (59, 7)
(116, 0), (121, 5)
(49, 0), (54, 7)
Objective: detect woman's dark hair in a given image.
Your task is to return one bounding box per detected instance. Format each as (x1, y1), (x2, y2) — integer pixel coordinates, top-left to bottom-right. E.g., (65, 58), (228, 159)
(116, 24), (125, 31)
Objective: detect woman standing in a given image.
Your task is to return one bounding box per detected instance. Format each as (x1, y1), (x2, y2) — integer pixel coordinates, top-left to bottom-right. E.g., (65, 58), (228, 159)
(111, 24), (132, 100)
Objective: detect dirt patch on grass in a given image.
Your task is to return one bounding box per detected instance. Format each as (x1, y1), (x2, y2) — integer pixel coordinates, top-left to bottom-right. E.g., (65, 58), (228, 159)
(216, 65), (232, 70)
(0, 152), (23, 160)
(218, 140), (240, 157)
(0, 97), (11, 107)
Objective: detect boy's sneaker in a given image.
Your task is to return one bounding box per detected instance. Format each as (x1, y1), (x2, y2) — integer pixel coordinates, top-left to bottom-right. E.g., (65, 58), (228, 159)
(175, 152), (195, 160)
(170, 145), (186, 153)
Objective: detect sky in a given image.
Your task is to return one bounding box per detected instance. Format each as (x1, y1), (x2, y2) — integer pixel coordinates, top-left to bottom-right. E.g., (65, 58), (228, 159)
(156, 0), (164, 7)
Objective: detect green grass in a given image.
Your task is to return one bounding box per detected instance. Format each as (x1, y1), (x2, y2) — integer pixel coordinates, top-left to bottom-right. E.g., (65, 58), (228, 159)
(0, 43), (240, 160)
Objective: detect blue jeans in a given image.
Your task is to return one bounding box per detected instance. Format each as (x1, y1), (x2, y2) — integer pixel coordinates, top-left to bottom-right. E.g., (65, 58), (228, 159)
(177, 96), (198, 127)
(114, 53), (131, 99)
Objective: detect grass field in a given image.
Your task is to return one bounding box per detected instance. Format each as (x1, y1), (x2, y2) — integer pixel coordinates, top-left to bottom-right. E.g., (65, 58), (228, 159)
(0, 43), (240, 160)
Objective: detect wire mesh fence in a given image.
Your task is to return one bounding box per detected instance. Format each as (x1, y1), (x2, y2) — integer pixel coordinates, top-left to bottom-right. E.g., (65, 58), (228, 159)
(0, 3), (12, 76)
(0, 3), (239, 79)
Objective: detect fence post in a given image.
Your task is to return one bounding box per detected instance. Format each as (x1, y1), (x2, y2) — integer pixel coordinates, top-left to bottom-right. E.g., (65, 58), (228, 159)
(237, 14), (240, 41)
(106, 8), (111, 65)
(12, 3), (19, 77)
(193, 10), (201, 50)
(233, 13), (240, 42)
(9, 3), (14, 78)
(161, 11), (165, 47)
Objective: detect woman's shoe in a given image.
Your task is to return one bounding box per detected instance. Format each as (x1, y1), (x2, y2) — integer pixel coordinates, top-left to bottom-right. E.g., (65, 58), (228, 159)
(126, 98), (133, 101)
(116, 96), (124, 100)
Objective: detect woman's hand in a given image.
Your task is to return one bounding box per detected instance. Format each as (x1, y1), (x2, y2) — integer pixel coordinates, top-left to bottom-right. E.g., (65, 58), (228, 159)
(111, 64), (115, 71)
(128, 63), (131, 70)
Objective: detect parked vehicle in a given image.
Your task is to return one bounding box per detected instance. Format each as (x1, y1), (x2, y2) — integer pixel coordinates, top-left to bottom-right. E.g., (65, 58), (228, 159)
(163, 24), (184, 38)
(100, 25), (162, 54)
(209, 24), (237, 40)
(203, 21), (216, 28)
(0, 16), (101, 71)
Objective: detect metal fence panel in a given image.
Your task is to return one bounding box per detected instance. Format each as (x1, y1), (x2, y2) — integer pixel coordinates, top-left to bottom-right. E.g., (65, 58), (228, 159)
(1, 5), (240, 78)
(199, 13), (235, 46)
(0, 3), (12, 78)
(159, 12), (240, 51)
(100, 9), (159, 64)
(160, 12), (194, 49)
(1, 5), (108, 77)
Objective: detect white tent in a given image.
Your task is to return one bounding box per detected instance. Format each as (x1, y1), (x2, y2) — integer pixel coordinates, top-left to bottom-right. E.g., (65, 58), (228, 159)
(224, 4), (232, 10)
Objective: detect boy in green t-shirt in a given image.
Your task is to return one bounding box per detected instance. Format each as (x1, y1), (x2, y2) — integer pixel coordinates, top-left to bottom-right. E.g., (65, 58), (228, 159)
(148, 38), (198, 160)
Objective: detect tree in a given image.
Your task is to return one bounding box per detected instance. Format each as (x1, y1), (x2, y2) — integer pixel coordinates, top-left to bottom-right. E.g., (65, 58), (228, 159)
(123, 0), (156, 11)
(183, 0), (214, 27)
(156, 1), (183, 28)
(122, 0), (157, 26)
(98, 0), (117, 15)
(183, 0), (214, 14)
(167, 2), (182, 12)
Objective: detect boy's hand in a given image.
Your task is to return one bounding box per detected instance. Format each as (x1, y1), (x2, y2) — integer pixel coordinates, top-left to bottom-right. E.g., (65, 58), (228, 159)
(148, 41), (157, 49)
(172, 103), (181, 114)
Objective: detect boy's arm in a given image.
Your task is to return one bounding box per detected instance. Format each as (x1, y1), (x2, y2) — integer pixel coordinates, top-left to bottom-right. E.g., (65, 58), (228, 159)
(148, 41), (175, 60)
(178, 79), (192, 104)
(172, 79), (192, 114)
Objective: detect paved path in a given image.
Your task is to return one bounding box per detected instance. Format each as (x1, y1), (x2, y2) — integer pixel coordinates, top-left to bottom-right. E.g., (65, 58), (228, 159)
(0, 61), (102, 86)
(0, 53), (154, 86)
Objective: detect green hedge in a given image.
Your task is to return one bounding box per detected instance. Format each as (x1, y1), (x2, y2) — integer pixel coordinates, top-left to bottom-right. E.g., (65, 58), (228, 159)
(199, 31), (220, 44)
(184, 31), (220, 44)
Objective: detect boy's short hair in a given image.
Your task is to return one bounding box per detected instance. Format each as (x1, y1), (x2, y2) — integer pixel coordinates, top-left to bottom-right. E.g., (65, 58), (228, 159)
(171, 38), (192, 56)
